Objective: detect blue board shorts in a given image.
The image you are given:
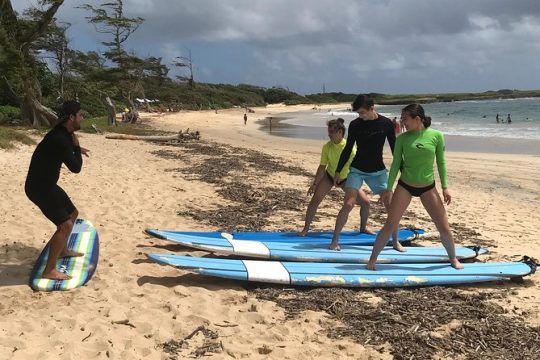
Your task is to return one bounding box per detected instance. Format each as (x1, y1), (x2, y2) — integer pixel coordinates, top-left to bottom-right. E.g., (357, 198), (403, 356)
(345, 168), (388, 195)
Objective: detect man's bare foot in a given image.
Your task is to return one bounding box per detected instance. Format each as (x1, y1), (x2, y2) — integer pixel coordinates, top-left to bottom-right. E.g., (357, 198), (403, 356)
(297, 229), (309, 237)
(61, 250), (84, 257)
(360, 227), (376, 235)
(42, 269), (72, 280)
(366, 261), (377, 270)
(329, 242), (341, 251)
(450, 258), (464, 269)
(392, 241), (407, 252)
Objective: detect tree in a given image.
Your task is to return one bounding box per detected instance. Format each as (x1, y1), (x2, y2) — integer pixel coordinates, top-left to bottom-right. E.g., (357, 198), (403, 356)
(0, 0), (64, 127)
(174, 49), (194, 89)
(78, 0), (144, 69)
(34, 20), (71, 99)
(120, 54), (169, 110)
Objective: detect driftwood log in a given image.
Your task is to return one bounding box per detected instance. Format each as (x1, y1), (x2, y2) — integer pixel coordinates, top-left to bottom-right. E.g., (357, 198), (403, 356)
(105, 129), (200, 142)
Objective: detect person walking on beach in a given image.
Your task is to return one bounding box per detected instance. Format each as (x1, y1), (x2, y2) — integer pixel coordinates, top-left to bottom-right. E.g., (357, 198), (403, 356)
(299, 118), (372, 236)
(507, 114), (512, 124)
(244, 113), (248, 125)
(25, 101), (90, 280)
(330, 94), (401, 251)
(392, 117), (401, 135)
(366, 104), (463, 270)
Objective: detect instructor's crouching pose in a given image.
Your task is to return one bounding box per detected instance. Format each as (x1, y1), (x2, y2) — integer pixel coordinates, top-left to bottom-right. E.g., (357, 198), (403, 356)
(366, 104), (463, 270)
(25, 101), (90, 280)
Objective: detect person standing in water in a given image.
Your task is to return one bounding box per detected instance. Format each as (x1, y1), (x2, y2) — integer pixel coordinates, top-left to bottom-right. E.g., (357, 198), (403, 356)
(25, 101), (90, 280)
(299, 118), (372, 236)
(330, 94), (401, 251)
(366, 104), (463, 270)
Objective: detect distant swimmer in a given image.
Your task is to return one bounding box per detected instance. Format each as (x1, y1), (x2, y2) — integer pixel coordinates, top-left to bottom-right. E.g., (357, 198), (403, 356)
(496, 113), (500, 123)
(507, 114), (512, 124)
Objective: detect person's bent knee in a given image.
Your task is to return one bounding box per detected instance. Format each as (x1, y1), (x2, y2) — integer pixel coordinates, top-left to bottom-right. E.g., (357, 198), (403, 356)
(310, 195), (325, 207)
(356, 197), (370, 208)
(71, 209), (79, 220)
(57, 218), (74, 233)
(342, 201), (355, 212)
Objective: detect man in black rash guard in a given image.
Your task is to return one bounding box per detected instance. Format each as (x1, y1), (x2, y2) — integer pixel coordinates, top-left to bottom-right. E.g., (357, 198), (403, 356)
(330, 94), (401, 251)
(25, 101), (90, 280)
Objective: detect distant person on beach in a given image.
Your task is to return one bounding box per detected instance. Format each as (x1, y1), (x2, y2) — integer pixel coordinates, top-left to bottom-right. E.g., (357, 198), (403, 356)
(507, 114), (512, 124)
(299, 118), (372, 236)
(330, 94), (401, 251)
(366, 104), (463, 270)
(269, 117), (273, 132)
(24, 101), (90, 280)
(244, 113), (248, 125)
(496, 113), (500, 123)
(392, 117), (401, 135)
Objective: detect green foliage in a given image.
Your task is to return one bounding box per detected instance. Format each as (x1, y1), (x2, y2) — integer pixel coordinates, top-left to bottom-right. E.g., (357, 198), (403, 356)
(80, 116), (160, 136)
(262, 87), (308, 104)
(0, 105), (21, 124)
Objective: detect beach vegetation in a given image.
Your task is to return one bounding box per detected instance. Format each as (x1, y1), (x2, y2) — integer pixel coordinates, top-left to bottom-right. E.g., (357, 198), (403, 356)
(0, 126), (36, 149)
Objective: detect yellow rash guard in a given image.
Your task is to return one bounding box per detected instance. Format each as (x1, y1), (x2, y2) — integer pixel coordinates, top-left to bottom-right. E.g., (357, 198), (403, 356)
(320, 139), (356, 178)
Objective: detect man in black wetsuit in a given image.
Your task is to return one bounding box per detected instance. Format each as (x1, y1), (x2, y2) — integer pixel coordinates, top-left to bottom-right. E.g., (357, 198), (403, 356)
(25, 101), (89, 280)
(330, 94), (400, 251)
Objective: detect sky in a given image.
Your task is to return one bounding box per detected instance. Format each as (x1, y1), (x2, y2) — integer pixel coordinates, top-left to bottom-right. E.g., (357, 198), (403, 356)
(11, 0), (540, 95)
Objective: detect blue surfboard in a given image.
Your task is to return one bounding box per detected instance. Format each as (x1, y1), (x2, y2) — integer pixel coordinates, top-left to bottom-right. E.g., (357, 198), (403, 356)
(145, 227), (425, 246)
(147, 254), (536, 288)
(152, 233), (486, 263)
(29, 219), (99, 291)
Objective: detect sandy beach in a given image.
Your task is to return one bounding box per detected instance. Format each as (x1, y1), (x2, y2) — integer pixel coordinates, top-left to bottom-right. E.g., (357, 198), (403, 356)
(1, 104), (539, 359)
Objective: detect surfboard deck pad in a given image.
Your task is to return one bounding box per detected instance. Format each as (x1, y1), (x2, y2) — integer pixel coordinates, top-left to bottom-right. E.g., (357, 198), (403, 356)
(29, 219), (99, 291)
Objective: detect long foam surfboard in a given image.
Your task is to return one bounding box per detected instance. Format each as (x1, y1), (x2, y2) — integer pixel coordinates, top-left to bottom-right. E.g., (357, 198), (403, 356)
(153, 234), (486, 263)
(29, 219), (99, 291)
(147, 254), (537, 288)
(145, 228), (425, 246)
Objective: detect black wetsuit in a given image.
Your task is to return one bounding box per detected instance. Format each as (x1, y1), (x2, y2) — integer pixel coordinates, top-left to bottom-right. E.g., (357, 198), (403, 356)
(25, 126), (82, 226)
(336, 114), (396, 174)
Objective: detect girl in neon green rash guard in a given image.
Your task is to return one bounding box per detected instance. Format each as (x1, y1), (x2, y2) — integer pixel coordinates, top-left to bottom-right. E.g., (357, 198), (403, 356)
(366, 104), (464, 270)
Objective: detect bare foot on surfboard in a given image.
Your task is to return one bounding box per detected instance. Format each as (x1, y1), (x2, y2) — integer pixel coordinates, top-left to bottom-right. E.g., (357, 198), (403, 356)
(360, 227), (376, 235)
(450, 258), (464, 270)
(61, 250), (84, 257)
(329, 241), (341, 251)
(392, 241), (407, 253)
(42, 269), (72, 280)
(366, 261), (377, 271)
(297, 229), (309, 237)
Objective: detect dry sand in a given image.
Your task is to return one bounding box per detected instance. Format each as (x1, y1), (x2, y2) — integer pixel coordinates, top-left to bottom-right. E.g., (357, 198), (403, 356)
(1, 104), (538, 359)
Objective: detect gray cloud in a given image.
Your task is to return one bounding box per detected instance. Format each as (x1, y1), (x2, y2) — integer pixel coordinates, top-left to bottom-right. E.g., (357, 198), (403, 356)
(11, 0), (540, 93)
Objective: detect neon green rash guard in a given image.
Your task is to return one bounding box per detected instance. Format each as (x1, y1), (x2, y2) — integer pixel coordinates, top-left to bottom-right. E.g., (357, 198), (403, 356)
(320, 139), (356, 178)
(387, 128), (448, 191)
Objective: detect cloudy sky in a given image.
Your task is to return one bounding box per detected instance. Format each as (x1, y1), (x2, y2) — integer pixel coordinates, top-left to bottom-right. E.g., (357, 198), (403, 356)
(13, 0), (540, 94)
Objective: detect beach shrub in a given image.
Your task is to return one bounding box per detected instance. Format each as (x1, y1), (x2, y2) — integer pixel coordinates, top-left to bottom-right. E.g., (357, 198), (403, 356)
(0, 126), (36, 149)
(0, 105), (21, 125)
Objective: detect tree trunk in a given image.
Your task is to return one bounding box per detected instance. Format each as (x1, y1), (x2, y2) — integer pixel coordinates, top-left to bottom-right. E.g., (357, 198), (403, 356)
(18, 75), (57, 127)
(20, 94), (58, 128)
(105, 96), (116, 126)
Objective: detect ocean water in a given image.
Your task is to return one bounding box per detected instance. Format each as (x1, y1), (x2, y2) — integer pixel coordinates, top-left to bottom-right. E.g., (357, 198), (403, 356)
(275, 98), (540, 141)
